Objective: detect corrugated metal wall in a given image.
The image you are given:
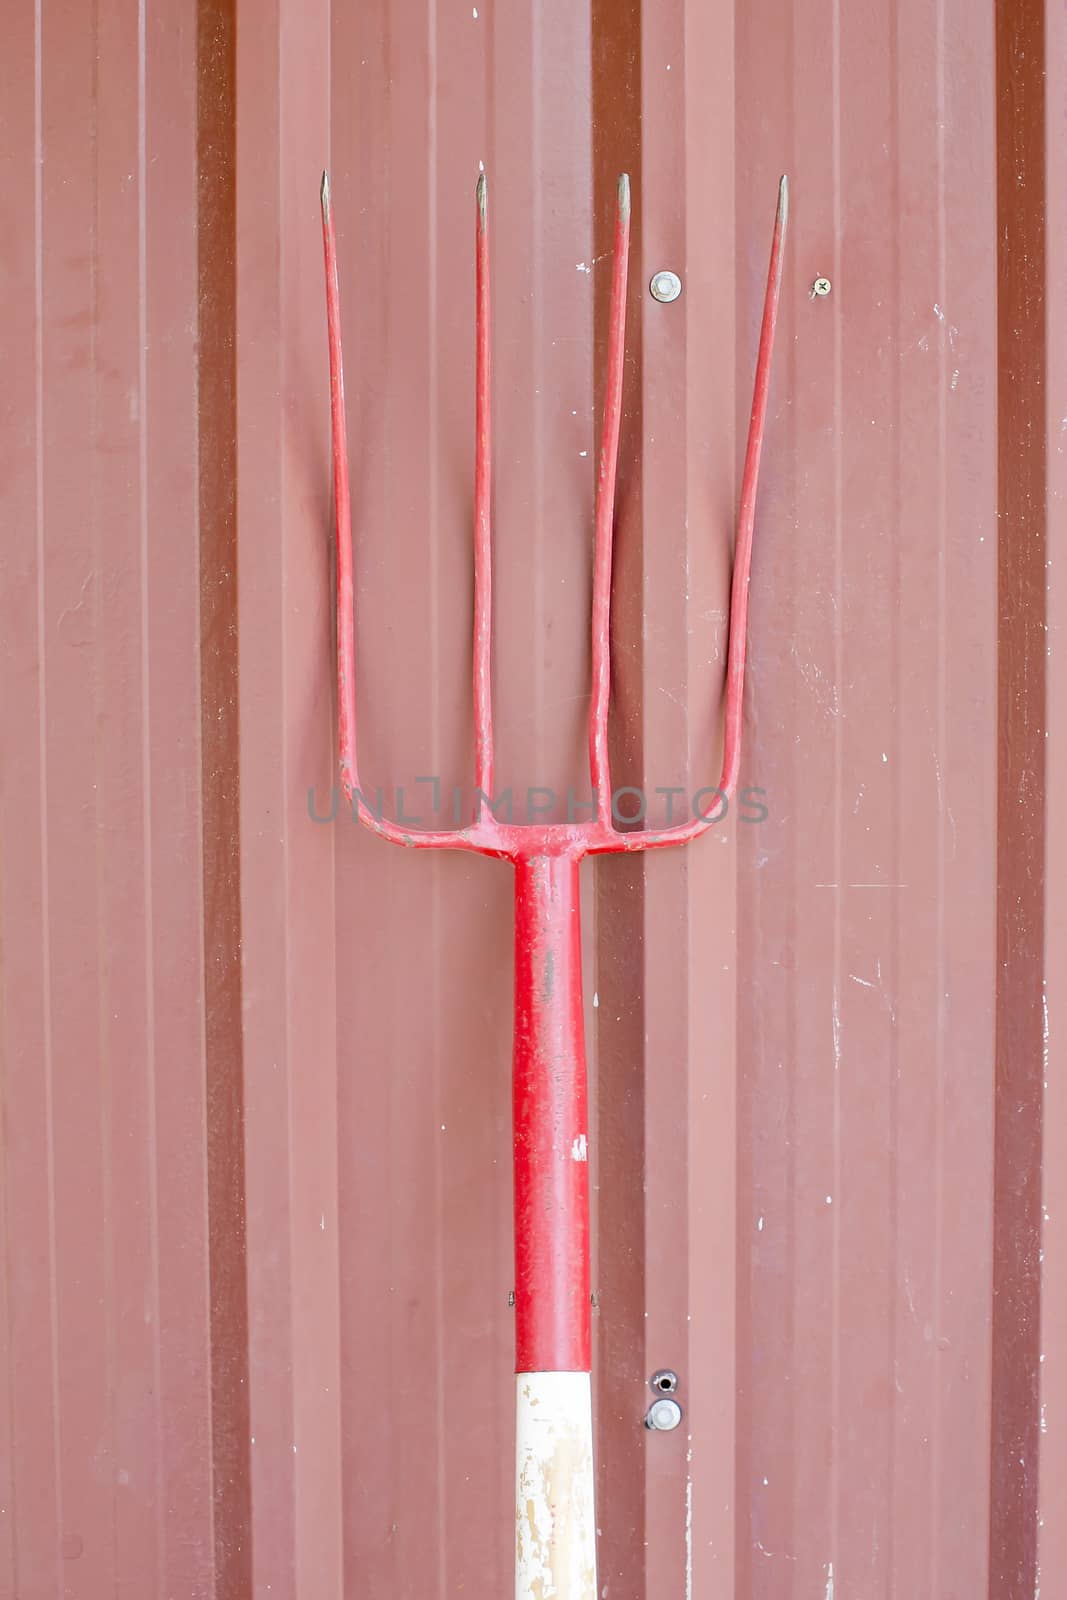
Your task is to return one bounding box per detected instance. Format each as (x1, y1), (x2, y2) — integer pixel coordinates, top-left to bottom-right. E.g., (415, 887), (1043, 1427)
(0, 0), (1061, 1595)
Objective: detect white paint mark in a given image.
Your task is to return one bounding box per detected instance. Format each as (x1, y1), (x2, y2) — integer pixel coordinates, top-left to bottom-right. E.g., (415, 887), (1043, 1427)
(579, 450), (588, 457)
(825, 1559), (835, 1599)
(592, 991), (599, 1008)
(757, 1215), (765, 1232)
(472, 5), (478, 14)
(516, 1373), (597, 1599)
(576, 262), (592, 274)
(951, 369), (960, 391)
(848, 960), (897, 1021)
(320, 1214), (325, 1231)
(881, 751), (888, 763)
(685, 1475), (693, 1600)
(933, 302), (960, 350)
(826, 1195), (833, 1205)
(790, 644), (841, 718)
(571, 1134), (588, 1162)
(831, 984), (841, 1072)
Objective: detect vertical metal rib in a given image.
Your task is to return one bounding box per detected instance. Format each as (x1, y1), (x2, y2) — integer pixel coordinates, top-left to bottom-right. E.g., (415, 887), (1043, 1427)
(473, 171), (494, 812)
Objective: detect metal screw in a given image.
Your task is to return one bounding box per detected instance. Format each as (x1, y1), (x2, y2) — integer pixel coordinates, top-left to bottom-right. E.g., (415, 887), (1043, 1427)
(649, 1369), (678, 1394)
(645, 1397), (683, 1431)
(811, 276), (832, 298)
(650, 270), (682, 304)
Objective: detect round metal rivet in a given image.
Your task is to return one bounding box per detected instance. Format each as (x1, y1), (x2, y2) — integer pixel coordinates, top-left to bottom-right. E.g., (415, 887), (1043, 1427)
(645, 1397), (683, 1431)
(650, 270), (682, 304)
(811, 277), (832, 298)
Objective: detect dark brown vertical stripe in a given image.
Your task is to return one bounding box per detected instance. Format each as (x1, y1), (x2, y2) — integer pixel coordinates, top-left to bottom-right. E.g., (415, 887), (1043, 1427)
(991, 1), (1046, 1594)
(590, 5), (647, 1594)
(197, 2), (251, 1593)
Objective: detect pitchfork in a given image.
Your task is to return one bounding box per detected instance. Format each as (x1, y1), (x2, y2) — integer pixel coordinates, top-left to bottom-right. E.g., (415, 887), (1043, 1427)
(321, 167), (787, 1600)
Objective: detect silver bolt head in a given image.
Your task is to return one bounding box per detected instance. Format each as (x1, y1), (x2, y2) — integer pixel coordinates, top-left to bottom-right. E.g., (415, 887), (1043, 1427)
(646, 1397), (683, 1431)
(811, 277), (832, 298)
(650, 270), (682, 304)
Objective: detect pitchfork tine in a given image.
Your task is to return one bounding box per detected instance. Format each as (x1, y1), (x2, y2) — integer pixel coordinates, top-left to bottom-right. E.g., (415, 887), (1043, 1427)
(473, 172), (494, 815)
(321, 170), (359, 806)
(589, 174), (631, 817)
(717, 172), (788, 800)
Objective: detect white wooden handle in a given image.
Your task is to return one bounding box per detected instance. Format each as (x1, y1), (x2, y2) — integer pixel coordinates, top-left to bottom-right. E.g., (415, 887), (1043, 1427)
(515, 1372), (597, 1599)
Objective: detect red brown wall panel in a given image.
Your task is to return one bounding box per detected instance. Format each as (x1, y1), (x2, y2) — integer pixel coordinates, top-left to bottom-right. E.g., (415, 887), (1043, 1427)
(737, 2), (999, 1596)
(0, 1), (1059, 1596)
(1, 2), (214, 1594)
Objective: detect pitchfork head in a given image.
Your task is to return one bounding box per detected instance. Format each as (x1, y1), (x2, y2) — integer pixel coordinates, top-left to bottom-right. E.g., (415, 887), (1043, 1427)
(321, 169), (787, 864)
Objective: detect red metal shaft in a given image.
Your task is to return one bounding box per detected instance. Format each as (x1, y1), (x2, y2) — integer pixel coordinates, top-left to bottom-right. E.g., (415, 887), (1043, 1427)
(512, 854), (591, 1373)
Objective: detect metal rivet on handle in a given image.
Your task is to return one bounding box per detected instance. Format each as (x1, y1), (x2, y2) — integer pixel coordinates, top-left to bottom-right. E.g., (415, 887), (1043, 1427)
(811, 276), (832, 298)
(646, 1397), (683, 1431)
(650, 270), (682, 303)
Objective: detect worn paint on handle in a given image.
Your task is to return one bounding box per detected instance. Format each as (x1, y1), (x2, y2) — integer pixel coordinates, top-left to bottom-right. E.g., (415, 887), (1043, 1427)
(515, 1372), (597, 1600)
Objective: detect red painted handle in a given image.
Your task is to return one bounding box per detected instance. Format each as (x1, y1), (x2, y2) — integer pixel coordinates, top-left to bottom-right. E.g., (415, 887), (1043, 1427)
(512, 855), (591, 1373)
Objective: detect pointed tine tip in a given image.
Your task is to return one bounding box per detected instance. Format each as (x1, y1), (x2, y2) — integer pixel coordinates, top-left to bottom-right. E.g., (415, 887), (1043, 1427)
(321, 169), (330, 212)
(617, 172), (631, 222)
(477, 169), (487, 228)
(777, 173), (788, 226)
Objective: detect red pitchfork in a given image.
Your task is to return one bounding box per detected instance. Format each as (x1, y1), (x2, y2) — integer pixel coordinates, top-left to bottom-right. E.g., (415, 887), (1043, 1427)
(321, 168), (787, 1599)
